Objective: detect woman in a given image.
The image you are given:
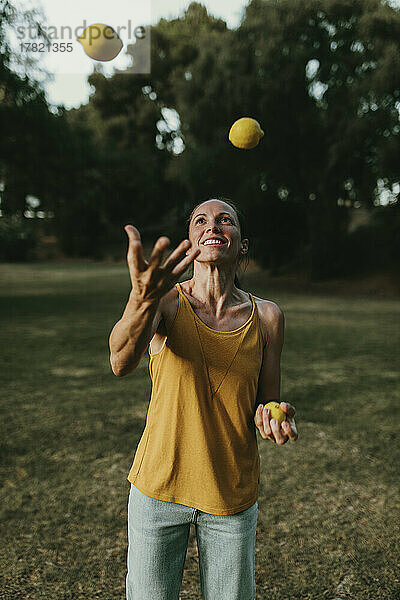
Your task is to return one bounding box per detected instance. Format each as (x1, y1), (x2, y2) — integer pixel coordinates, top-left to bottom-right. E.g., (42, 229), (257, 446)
(109, 196), (298, 600)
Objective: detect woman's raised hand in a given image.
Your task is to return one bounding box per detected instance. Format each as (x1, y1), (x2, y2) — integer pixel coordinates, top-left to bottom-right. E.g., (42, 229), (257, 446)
(124, 225), (200, 302)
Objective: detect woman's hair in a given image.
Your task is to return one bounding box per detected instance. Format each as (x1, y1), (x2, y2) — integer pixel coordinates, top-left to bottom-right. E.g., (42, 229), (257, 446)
(185, 196), (249, 288)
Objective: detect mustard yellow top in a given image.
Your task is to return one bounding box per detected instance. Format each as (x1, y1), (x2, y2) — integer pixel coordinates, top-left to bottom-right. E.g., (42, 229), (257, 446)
(127, 282), (264, 515)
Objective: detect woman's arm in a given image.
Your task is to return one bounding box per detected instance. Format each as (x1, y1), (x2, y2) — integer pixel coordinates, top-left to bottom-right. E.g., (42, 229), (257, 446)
(253, 301), (297, 444)
(109, 224), (199, 377)
(109, 292), (162, 377)
(254, 301), (298, 445)
(256, 301), (285, 404)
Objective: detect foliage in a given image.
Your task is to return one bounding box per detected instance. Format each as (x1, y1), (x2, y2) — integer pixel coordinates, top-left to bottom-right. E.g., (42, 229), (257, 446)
(339, 203), (400, 276)
(0, 0), (399, 278)
(0, 1), (65, 217)
(0, 214), (37, 261)
(160, 0), (400, 278)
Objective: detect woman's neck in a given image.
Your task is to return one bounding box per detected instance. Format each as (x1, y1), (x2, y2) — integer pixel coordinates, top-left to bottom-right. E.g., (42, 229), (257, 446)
(185, 272), (242, 314)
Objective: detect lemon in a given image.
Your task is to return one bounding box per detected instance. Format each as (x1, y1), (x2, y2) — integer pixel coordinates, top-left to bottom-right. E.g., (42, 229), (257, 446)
(77, 23), (123, 62)
(228, 117), (264, 149)
(263, 401), (286, 425)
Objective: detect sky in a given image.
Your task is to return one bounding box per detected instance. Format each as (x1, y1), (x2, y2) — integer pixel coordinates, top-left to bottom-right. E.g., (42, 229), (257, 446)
(14, 0), (250, 109)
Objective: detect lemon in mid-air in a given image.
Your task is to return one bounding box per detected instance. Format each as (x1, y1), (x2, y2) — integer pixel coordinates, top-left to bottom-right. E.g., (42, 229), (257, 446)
(263, 401), (287, 425)
(77, 23), (123, 62)
(228, 117), (264, 149)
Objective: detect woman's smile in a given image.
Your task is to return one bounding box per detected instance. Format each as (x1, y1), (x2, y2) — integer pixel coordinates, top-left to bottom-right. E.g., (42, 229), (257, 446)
(201, 239), (227, 247)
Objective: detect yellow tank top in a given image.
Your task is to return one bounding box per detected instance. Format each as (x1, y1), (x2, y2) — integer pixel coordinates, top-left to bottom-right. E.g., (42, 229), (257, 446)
(127, 282), (264, 515)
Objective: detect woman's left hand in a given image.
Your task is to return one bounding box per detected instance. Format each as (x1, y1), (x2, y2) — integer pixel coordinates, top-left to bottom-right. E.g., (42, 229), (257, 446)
(254, 402), (298, 445)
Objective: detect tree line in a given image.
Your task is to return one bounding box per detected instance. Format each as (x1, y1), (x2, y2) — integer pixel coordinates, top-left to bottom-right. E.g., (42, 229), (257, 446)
(0, 0), (399, 279)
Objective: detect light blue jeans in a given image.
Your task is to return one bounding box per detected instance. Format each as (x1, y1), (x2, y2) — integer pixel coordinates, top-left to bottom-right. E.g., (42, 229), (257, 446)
(126, 483), (258, 600)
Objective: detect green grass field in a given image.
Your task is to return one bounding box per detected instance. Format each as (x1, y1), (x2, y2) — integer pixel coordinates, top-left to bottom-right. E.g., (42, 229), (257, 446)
(1, 261), (399, 600)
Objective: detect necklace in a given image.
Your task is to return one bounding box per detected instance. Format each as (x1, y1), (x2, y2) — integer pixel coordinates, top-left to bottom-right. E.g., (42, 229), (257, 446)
(192, 307), (248, 399)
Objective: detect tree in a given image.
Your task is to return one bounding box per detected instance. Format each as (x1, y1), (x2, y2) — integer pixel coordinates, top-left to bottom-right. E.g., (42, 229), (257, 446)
(158, 0), (400, 278)
(54, 0), (399, 274)
(0, 1), (71, 259)
(69, 3), (230, 252)
(0, 0), (64, 217)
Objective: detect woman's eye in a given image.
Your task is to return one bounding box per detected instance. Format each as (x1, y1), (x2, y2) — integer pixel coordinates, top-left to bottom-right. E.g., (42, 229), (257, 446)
(195, 217), (231, 224)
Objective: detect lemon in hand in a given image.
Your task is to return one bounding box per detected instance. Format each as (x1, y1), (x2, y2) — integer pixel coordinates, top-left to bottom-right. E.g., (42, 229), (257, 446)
(77, 23), (123, 62)
(228, 117), (264, 149)
(263, 401), (286, 425)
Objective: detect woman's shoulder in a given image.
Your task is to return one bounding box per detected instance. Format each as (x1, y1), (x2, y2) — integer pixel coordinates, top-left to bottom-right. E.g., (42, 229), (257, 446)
(250, 292), (282, 312)
(250, 293), (284, 327)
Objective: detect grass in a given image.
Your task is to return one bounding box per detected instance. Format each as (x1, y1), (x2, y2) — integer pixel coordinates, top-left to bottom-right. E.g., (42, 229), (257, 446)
(0, 260), (399, 600)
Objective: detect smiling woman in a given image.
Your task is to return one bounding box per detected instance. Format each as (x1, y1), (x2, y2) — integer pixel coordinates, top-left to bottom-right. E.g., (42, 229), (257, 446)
(185, 195), (250, 289)
(109, 195), (297, 600)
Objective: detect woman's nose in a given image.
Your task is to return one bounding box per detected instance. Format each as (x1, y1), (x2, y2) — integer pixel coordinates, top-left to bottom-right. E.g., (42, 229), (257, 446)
(207, 223), (221, 232)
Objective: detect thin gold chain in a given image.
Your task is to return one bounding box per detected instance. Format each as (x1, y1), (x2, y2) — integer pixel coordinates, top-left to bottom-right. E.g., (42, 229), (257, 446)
(179, 283), (253, 398)
(193, 314), (214, 398)
(192, 308), (248, 398)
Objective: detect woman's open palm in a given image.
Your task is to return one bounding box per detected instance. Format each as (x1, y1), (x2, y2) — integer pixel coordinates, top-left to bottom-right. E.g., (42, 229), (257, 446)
(124, 225), (200, 302)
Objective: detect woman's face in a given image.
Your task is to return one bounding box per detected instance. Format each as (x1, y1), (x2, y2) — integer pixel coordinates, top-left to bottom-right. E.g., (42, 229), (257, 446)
(188, 200), (248, 266)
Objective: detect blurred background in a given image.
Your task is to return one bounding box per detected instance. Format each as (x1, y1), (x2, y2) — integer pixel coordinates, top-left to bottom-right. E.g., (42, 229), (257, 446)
(1, 1), (400, 599)
(1, 0), (399, 284)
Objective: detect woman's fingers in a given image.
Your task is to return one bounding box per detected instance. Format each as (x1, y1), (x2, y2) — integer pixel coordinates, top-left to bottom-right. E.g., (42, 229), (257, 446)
(280, 401), (296, 419)
(148, 236), (171, 269)
(161, 239), (191, 271)
(255, 406), (273, 441)
(254, 405), (289, 444)
(270, 418), (288, 444)
(282, 417), (298, 441)
(169, 241), (201, 278)
(125, 225), (146, 282)
(123, 230), (201, 298)
(149, 238), (200, 285)
(262, 406), (280, 442)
